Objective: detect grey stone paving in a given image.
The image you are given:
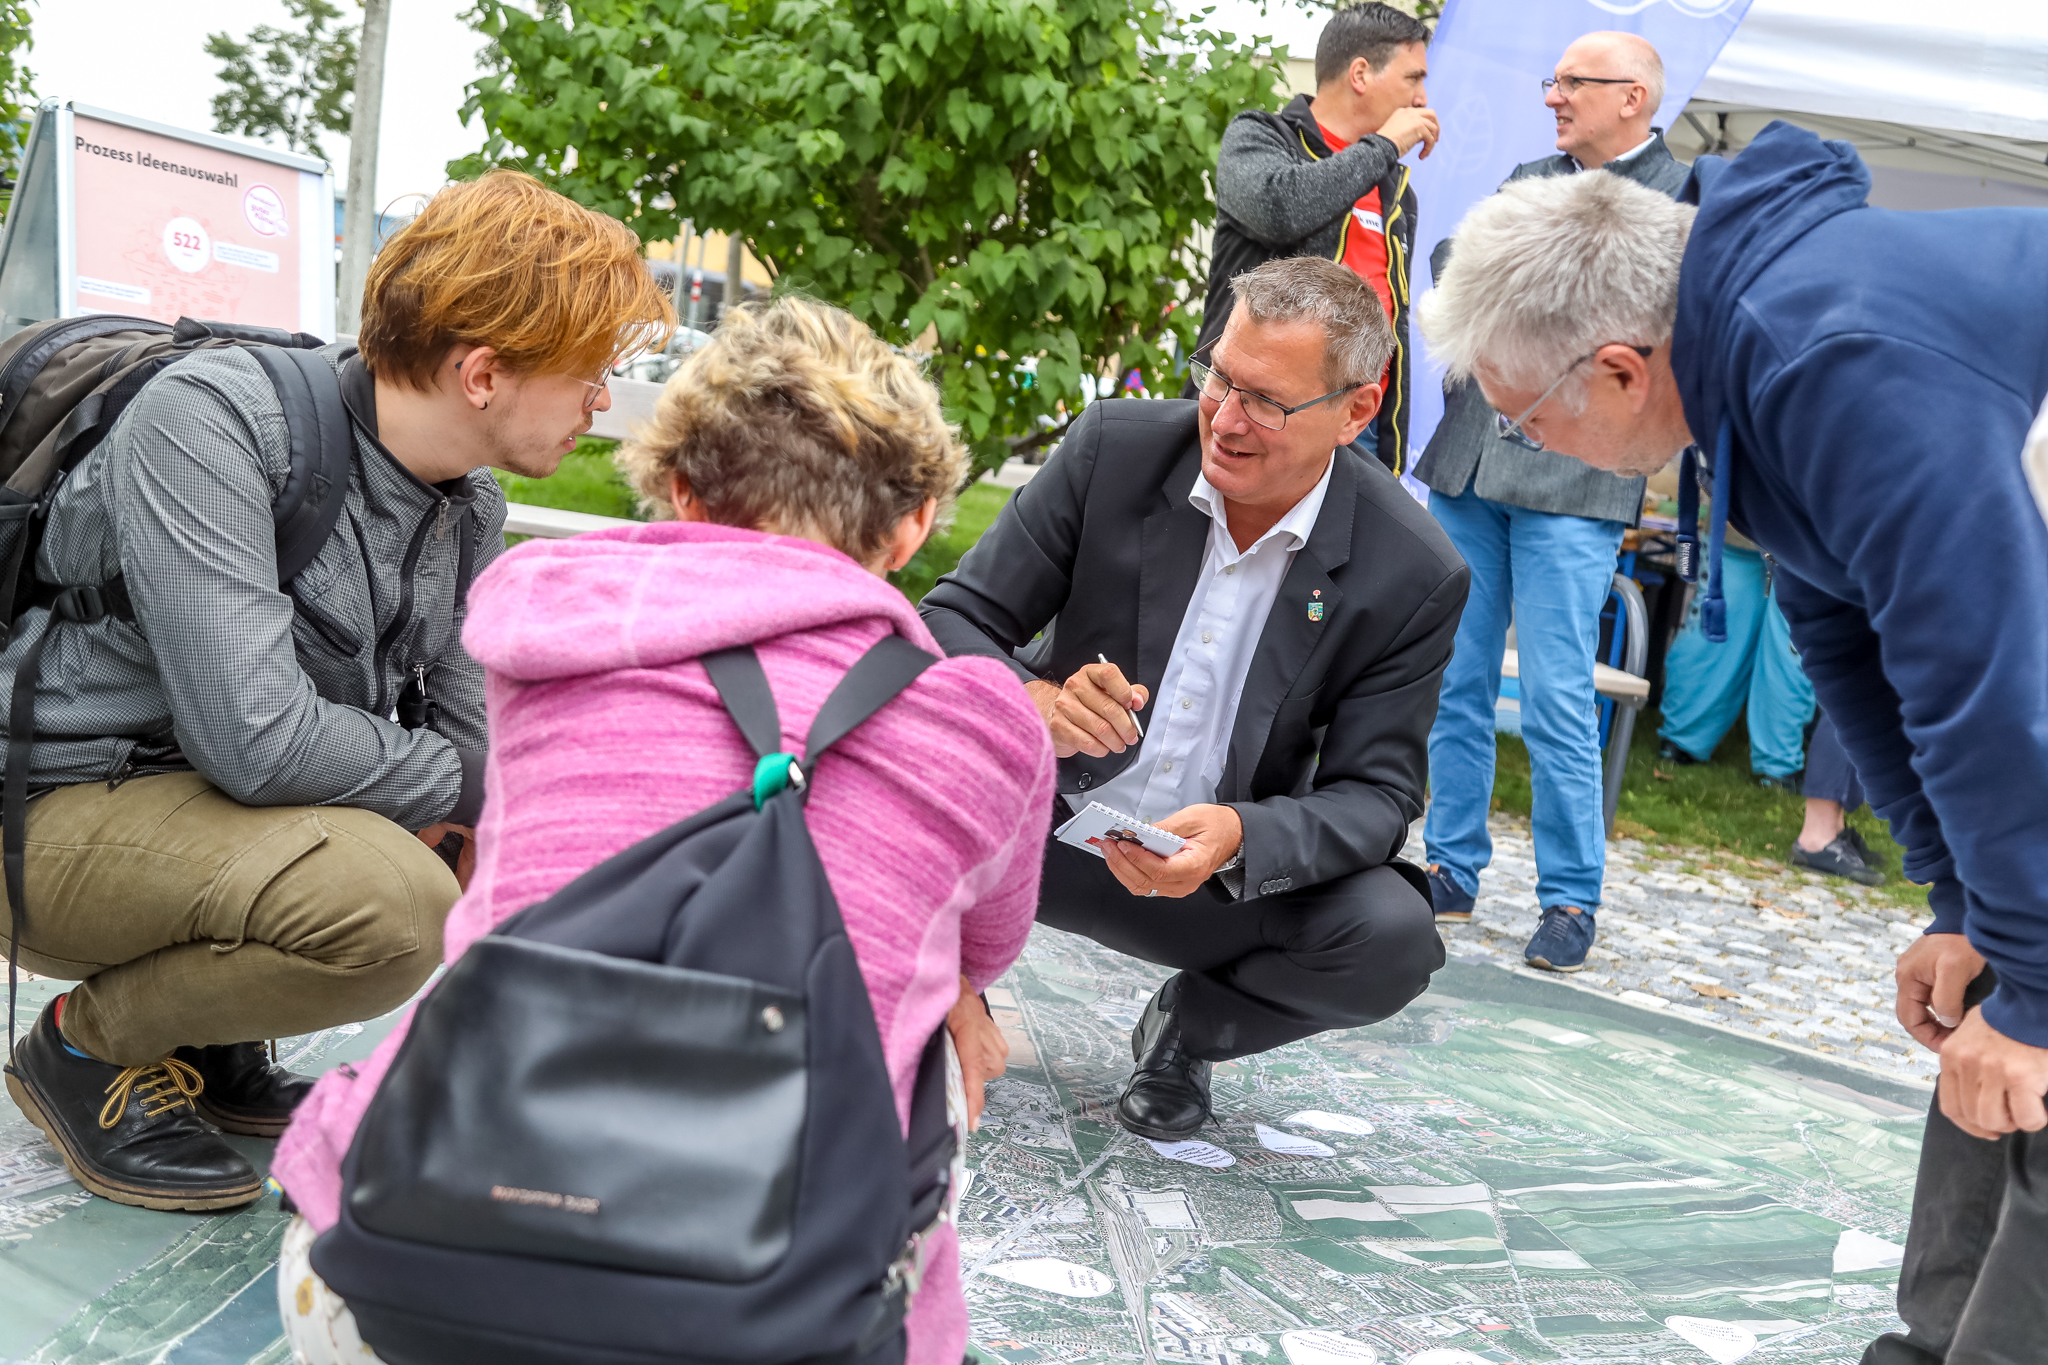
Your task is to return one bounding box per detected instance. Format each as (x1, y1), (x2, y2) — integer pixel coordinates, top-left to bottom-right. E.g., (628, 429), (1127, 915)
(1409, 814), (1940, 1087)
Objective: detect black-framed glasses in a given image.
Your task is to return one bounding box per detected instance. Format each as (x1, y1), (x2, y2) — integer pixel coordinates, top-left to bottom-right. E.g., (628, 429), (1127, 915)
(1188, 355), (1358, 432)
(1541, 75), (1640, 97)
(1495, 344), (1654, 451)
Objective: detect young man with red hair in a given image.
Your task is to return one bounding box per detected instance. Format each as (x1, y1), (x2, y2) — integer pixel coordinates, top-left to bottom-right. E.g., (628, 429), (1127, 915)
(1, 171), (673, 1212)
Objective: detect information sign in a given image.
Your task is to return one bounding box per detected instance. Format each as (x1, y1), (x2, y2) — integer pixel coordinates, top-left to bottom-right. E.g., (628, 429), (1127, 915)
(0, 99), (335, 341)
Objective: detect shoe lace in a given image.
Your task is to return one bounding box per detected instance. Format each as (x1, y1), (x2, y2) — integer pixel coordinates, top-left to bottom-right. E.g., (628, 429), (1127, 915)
(99, 1056), (205, 1129)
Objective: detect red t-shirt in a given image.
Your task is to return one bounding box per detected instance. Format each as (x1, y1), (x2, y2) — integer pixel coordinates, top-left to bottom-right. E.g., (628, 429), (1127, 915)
(1317, 122), (1397, 325)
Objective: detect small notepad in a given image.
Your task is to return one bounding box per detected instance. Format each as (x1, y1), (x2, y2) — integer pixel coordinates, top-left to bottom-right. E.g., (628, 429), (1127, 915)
(1053, 801), (1187, 860)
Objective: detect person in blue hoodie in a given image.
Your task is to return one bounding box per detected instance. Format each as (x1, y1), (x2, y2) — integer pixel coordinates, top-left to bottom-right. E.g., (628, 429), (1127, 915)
(1416, 122), (2048, 1363)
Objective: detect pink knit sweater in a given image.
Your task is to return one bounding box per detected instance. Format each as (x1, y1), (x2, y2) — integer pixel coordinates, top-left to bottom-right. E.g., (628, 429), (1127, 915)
(273, 520), (1055, 1365)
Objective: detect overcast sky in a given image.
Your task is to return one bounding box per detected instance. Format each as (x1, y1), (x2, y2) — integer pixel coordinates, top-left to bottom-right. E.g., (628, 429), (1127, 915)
(34, 0), (1330, 209)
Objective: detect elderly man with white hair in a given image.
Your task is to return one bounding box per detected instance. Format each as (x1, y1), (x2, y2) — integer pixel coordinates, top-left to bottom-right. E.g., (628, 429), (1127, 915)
(1420, 121), (2048, 1365)
(1412, 31), (1686, 975)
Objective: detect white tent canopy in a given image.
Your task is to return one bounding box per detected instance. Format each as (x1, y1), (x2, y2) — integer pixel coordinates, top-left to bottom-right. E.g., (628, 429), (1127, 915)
(1672, 0), (2048, 206)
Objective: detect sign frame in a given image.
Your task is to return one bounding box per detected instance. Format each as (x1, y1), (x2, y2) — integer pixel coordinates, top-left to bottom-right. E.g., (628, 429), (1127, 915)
(0, 98), (337, 342)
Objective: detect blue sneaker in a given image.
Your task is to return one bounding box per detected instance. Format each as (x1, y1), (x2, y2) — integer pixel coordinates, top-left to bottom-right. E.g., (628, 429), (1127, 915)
(1524, 906), (1596, 972)
(1425, 864), (1475, 924)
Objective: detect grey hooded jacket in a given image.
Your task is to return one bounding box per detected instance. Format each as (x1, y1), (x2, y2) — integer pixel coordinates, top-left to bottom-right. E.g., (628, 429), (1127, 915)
(1413, 131), (1692, 524)
(0, 343), (502, 829)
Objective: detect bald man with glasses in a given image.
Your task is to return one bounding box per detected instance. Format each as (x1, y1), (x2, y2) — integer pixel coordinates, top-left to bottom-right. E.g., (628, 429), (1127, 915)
(922, 256), (1467, 1142)
(1407, 31), (1688, 973)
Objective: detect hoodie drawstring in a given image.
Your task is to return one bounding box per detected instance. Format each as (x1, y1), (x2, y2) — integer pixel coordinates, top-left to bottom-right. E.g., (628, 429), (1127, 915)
(1676, 416), (1734, 645)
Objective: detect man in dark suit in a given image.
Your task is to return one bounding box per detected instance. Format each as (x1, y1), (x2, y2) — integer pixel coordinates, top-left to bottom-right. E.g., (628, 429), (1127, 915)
(922, 257), (1468, 1141)
(1411, 32), (1691, 974)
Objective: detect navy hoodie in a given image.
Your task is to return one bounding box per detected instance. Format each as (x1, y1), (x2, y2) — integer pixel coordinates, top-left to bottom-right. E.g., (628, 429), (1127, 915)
(1674, 122), (2048, 1045)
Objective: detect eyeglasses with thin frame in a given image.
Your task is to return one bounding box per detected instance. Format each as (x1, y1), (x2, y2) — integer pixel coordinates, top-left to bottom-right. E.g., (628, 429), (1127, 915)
(1541, 74), (1640, 97)
(1495, 344), (1653, 451)
(577, 371), (613, 411)
(1187, 354), (1359, 433)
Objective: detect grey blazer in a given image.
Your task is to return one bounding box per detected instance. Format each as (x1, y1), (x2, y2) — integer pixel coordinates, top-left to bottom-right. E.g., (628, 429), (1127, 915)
(1413, 131), (1692, 525)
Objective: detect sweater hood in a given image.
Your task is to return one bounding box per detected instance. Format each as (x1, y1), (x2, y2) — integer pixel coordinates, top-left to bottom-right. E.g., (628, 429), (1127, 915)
(1675, 121), (1870, 449)
(464, 521), (938, 683)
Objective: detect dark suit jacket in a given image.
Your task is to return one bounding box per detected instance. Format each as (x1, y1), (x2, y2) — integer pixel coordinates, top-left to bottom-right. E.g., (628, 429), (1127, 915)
(1413, 130), (1692, 525)
(920, 399), (1469, 900)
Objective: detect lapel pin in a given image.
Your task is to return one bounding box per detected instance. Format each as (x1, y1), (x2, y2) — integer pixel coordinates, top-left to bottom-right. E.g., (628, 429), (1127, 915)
(1307, 601), (1325, 622)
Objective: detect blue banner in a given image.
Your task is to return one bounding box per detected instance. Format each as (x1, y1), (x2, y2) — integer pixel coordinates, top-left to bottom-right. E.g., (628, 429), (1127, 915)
(1405, 0), (1755, 467)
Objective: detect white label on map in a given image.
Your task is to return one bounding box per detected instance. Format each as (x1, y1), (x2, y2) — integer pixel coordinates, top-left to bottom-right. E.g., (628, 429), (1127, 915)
(1833, 1228), (1905, 1274)
(1281, 1330), (1380, 1365)
(1284, 1109), (1376, 1135)
(75, 276), (150, 304)
(1256, 1124), (1335, 1158)
(1665, 1317), (1757, 1364)
(214, 241), (280, 273)
(983, 1258), (1115, 1297)
(162, 216), (210, 273)
(1291, 1198), (1399, 1222)
(1145, 1138), (1235, 1168)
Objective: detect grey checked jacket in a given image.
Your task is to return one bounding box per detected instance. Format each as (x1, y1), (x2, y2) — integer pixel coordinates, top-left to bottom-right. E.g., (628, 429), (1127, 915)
(1413, 131), (1692, 524)
(0, 344), (502, 829)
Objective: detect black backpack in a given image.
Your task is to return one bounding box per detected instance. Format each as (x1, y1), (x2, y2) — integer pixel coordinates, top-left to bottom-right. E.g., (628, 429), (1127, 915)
(312, 635), (960, 1365)
(0, 315), (365, 1046)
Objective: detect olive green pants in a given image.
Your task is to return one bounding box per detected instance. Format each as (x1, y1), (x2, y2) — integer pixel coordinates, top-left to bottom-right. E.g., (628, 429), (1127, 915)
(4, 772), (458, 1066)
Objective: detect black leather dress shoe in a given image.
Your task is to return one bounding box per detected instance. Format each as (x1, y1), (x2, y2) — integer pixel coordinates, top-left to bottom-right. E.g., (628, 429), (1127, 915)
(172, 1041), (317, 1137)
(1115, 982), (1213, 1142)
(4, 1003), (262, 1211)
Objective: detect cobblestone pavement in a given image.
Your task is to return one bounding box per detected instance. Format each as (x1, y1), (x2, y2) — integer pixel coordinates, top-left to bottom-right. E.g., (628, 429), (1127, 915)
(1408, 813), (1941, 1086)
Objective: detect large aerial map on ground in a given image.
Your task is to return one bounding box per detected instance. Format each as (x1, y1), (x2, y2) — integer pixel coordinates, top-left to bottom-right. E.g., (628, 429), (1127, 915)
(1, 930), (1925, 1364)
(961, 934), (1925, 1365)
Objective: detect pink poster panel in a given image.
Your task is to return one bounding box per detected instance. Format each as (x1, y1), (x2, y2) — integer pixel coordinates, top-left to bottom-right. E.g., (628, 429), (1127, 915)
(70, 116), (305, 330)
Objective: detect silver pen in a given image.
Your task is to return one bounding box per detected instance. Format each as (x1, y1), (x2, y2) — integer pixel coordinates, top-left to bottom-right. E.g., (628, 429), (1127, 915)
(1097, 653), (1145, 738)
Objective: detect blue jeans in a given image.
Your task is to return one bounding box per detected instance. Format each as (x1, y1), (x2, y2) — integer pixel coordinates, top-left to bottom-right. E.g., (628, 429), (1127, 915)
(1424, 484), (1624, 911)
(1657, 547), (1815, 777)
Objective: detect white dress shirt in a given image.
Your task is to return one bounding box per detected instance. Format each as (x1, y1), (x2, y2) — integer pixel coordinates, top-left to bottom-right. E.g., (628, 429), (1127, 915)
(1093, 456), (1335, 825)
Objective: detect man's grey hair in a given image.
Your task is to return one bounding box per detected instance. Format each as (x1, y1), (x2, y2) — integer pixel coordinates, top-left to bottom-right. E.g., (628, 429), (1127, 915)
(1415, 171), (1694, 406)
(1315, 3), (1431, 88)
(1589, 31), (1666, 111)
(1228, 255), (1396, 390)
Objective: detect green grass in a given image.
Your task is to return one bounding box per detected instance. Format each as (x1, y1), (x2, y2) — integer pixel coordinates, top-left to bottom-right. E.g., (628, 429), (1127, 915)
(495, 456), (1920, 907)
(490, 436), (1014, 600)
(887, 483), (1014, 602)
(1491, 712), (1925, 911)
(492, 437), (645, 522)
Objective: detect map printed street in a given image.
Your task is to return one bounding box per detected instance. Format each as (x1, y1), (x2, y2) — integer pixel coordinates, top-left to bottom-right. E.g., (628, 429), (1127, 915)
(962, 930), (1925, 1365)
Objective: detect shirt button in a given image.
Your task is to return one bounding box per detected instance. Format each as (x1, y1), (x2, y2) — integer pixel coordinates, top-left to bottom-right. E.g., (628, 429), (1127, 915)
(1162, 761), (1174, 772)
(1201, 631), (1213, 644)
(1180, 698), (1193, 710)
(1224, 565), (1236, 575)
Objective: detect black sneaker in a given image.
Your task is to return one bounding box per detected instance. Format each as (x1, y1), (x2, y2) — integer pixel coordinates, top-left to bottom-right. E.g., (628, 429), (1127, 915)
(1756, 770), (1805, 794)
(172, 1042), (317, 1138)
(4, 1003), (262, 1211)
(1116, 980), (1212, 1142)
(1790, 832), (1884, 886)
(1843, 826), (1880, 866)
(1657, 740), (1704, 766)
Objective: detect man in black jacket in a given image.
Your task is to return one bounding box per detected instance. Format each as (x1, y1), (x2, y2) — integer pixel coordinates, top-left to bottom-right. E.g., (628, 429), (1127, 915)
(923, 258), (1467, 1141)
(1193, 2), (1437, 473)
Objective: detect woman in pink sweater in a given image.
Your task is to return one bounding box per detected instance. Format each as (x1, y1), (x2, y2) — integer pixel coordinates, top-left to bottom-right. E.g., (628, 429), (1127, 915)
(272, 297), (1054, 1365)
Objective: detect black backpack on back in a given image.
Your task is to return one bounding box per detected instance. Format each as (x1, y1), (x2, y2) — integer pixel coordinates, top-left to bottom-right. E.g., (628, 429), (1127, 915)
(311, 635), (960, 1365)
(0, 315), (360, 1046)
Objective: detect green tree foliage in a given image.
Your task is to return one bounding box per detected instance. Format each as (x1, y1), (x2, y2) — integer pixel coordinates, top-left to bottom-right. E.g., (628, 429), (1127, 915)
(458, 0), (1284, 473)
(206, 0), (358, 162)
(0, 0), (34, 186)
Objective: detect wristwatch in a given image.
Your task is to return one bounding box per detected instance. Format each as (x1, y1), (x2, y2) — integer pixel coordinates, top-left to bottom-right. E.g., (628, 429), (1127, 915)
(1216, 845), (1244, 874)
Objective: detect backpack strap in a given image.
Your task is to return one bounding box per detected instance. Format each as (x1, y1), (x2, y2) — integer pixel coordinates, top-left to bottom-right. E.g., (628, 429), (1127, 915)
(252, 347), (354, 586)
(700, 647), (781, 760)
(802, 635), (938, 763)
